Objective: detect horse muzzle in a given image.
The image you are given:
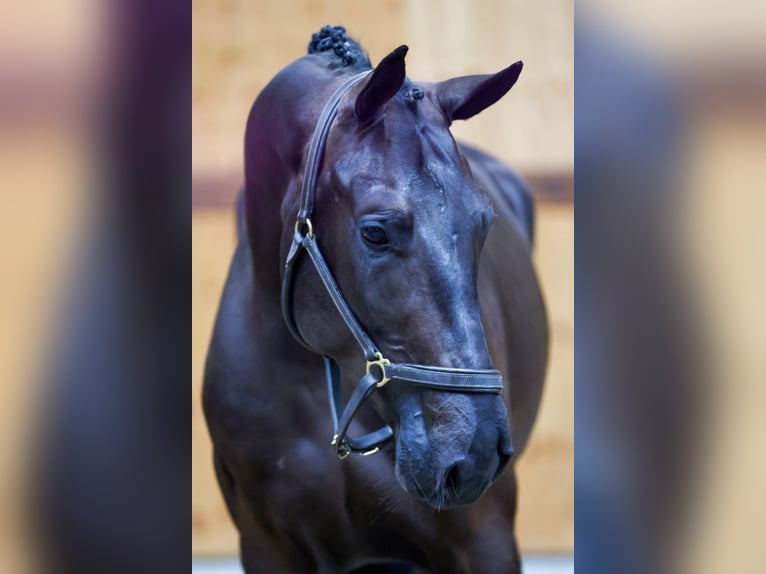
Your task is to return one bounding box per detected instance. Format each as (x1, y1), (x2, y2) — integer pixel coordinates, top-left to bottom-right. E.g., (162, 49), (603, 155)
(394, 392), (513, 508)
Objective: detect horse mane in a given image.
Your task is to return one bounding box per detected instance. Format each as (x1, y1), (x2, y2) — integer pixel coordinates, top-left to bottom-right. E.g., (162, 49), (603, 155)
(307, 25), (371, 68)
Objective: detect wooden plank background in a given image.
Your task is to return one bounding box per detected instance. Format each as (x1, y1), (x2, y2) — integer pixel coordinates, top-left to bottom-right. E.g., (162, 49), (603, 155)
(192, 0), (574, 179)
(192, 0), (574, 555)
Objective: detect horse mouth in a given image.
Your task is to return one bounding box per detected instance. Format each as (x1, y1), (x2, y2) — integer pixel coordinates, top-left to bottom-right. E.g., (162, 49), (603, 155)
(395, 455), (499, 510)
(403, 475), (490, 510)
(433, 485), (488, 510)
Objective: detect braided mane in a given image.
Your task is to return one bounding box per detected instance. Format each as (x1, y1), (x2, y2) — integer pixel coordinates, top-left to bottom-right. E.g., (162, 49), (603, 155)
(308, 25), (371, 68)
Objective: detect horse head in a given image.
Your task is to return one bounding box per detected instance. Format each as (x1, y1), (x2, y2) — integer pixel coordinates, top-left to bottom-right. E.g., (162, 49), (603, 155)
(264, 38), (523, 509)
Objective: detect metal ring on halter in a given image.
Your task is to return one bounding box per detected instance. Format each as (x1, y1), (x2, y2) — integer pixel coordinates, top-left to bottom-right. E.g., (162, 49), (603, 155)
(294, 218), (314, 238)
(331, 435), (351, 459)
(366, 352), (391, 388)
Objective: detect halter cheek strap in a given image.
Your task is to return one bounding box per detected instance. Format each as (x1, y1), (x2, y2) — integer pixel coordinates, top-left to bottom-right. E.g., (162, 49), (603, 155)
(281, 71), (503, 459)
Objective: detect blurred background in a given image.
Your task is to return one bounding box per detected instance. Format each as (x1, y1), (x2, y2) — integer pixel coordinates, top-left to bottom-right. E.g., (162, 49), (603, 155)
(192, 0), (573, 566)
(4, 0), (761, 572)
(575, 2), (766, 573)
(0, 1), (101, 571)
(0, 0), (189, 570)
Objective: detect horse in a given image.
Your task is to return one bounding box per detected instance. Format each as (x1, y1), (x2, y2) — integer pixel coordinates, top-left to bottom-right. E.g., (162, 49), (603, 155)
(203, 26), (548, 574)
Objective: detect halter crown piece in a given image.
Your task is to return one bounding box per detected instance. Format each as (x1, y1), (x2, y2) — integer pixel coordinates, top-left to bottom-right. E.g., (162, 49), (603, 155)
(281, 71), (503, 459)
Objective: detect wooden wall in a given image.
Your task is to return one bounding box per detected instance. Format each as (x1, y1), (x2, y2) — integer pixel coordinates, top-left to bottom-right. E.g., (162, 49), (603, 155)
(192, 0), (574, 555)
(193, 0), (574, 179)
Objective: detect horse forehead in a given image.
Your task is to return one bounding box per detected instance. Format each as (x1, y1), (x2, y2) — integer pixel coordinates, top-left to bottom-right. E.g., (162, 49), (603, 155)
(333, 161), (487, 224)
(334, 127), (472, 194)
(330, 108), (488, 212)
(339, 164), (480, 209)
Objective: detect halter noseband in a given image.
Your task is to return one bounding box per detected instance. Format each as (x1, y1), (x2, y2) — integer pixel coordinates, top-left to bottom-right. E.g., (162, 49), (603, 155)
(281, 71), (503, 459)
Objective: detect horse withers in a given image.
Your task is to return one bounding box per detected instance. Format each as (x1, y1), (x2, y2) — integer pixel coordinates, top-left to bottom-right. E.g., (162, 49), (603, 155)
(203, 26), (548, 574)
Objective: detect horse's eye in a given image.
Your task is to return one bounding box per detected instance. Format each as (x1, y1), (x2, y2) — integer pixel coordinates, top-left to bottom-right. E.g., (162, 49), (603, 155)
(361, 225), (388, 246)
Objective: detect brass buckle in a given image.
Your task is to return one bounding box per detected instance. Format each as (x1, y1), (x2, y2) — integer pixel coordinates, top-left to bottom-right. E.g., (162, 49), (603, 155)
(366, 352), (391, 388)
(331, 434), (350, 459)
(337, 447), (350, 460)
(331, 435), (379, 458)
(294, 218), (314, 238)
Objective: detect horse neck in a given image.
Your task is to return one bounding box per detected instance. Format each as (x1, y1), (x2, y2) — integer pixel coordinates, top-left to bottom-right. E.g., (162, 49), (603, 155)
(242, 60), (366, 296)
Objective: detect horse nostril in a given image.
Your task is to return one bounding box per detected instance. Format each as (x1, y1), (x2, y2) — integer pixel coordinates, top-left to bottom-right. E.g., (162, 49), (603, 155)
(494, 443), (513, 479)
(500, 437), (514, 461)
(444, 461), (461, 490)
(497, 451), (511, 470)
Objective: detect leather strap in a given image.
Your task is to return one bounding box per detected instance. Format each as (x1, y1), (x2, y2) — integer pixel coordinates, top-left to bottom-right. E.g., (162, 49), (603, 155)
(385, 364), (503, 392)
(297, 71), (372, 224)
(304, 236), (379, 360)
(329, 361), (394, 457)
(281, 71), (504, 459)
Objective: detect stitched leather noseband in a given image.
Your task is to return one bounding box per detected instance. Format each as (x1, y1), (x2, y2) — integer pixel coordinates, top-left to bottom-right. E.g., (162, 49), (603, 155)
(281, 71), (503, 459)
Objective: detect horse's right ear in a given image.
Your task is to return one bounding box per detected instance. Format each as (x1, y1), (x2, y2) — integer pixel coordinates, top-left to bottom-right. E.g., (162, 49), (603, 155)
(355, 45), (408, 124)
(436, 60), (523, 124)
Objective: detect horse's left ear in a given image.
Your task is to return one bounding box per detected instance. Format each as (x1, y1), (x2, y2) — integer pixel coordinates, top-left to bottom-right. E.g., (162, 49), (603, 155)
(355, 45), (409, 124)
(437, 60), (523, 123)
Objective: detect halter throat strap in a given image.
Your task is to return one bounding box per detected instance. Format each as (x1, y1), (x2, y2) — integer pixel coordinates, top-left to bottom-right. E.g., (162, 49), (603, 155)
(281, 71), (503, 459)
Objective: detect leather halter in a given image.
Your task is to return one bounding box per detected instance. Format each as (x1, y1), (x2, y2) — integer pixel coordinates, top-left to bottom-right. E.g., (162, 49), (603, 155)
(281, 71), (503, 459)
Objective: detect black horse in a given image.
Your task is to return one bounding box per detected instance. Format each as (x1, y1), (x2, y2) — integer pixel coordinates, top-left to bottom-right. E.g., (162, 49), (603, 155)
(204, 26), (548, 574)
